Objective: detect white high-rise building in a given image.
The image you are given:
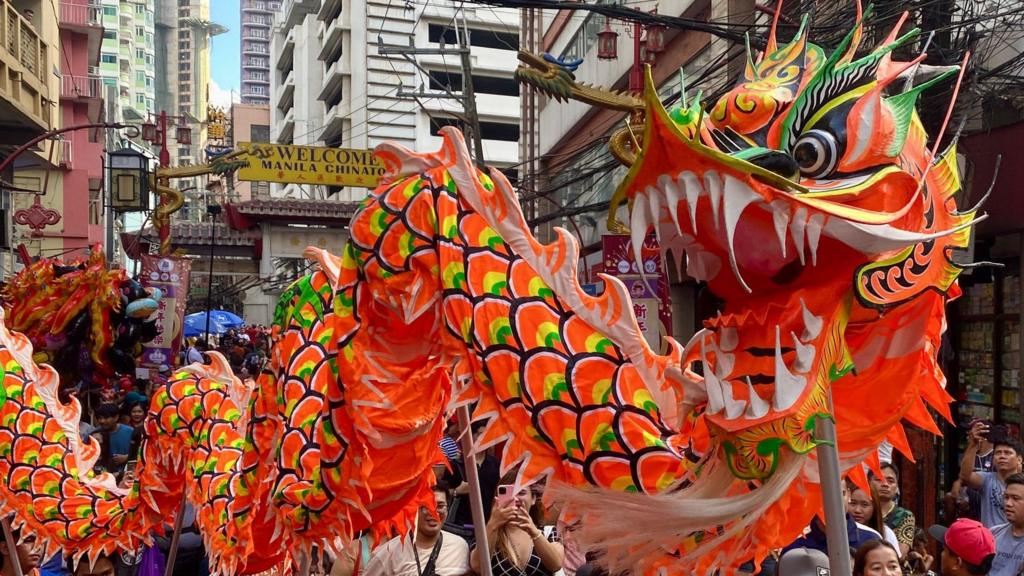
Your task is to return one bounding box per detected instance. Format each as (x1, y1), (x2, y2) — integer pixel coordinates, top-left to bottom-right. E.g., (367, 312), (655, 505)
(270, 0), (522, 201)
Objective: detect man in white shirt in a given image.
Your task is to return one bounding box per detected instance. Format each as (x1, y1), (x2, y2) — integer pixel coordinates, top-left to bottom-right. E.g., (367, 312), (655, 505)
(990, 474), (1024, 576)
(363, 485), (470, 576)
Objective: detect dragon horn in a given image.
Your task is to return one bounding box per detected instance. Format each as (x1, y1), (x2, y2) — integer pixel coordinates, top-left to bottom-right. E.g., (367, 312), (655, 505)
(837, 0), (865, 65)
(765, 0), (784, 56)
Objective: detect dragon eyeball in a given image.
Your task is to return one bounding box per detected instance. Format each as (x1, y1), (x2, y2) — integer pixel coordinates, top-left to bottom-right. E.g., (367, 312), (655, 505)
(793, 129), (839, 179)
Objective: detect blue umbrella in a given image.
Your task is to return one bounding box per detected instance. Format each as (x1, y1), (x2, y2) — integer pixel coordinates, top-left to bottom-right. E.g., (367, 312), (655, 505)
(183, 310), (245, 336)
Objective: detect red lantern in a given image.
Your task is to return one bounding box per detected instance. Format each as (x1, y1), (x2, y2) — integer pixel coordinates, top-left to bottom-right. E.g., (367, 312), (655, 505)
(639, 38), (656, 65)
(141, 121), (157, 142)
(645, 20), (667, 55)
(597, 19), (618, 60)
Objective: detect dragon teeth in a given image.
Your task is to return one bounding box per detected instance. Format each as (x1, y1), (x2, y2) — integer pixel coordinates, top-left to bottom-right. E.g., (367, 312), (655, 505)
(790, 206), (808, 266)
(718, 326), (738, 352)
(679, 171), (702, 233)
(659, 175), (685, 237)
(722, 175), (757, 294)
(773, 325), (807, 411)
(800, 298), (823, 341)
(704, 171), (723, 229)
(806, 213), (825, 266)
(701, 334), (725, 415)
(744, 377), (770, 419)
(790, 331), (816, 373)
(771, 200), (791, 259)
(630, 194), (649, 272)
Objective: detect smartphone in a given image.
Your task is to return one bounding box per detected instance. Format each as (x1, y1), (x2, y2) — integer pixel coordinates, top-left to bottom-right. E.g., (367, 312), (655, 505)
(987, 424), (1009, 443)
(124, 460), (138, 476)
(496, 484), (515, 508)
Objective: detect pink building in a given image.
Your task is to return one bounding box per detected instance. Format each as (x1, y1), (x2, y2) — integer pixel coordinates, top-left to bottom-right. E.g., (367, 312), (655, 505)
(230, 102), (270, 201)
(56, 0), (105, 251)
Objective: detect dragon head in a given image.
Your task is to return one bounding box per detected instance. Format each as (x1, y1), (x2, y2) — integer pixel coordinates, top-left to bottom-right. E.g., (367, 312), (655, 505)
(614, 12), (976, 478)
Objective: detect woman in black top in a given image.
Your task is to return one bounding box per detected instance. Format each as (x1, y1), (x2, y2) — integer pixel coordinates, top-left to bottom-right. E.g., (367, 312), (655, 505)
(470, 484), (564, 576)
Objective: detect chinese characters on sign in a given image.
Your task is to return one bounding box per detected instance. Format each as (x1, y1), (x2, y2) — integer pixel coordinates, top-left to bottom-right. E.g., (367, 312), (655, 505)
(139, 255), (191, 372)
(601, 234), (673, 354)
(236, 142), (385, 188)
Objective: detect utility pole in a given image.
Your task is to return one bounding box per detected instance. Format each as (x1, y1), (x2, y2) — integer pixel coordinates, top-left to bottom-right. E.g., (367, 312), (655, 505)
(376, 6), (486, 167)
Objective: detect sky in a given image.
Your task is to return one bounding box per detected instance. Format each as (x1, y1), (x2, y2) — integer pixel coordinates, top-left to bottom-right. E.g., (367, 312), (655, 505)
(209, 0), (241, 108)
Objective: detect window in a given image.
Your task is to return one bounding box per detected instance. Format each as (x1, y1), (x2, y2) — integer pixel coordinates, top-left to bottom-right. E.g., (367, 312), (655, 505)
(250, 125), (270, 142)
(428, 71), (518, 97)
(325, 87), (343, 109)
(103, 6), (116, 16)
(136, 26), (145, 36)
(135, 48), (145, 59)
(428, 24), (519, 51)
(136, 93), (145, 104)
(179, 73), (190, 82)
(101, 54), (117, 64)
(179, 62), (190, 71)
(135, 4), (145, 13)
(178, 30), (190, 40)
(136, 71), (145, 82)
(178, 147), (191, 158)
(103, 30), (116, 39)
(431, 118), (518, 142)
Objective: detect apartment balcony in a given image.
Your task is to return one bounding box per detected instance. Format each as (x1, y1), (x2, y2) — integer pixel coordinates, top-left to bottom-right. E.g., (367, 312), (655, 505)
(58, 2), (104, 63)
(318, 0), (342, 21)
(241, 29), (269, 41)
(318, 58), (348, 103)
(0, 4), (53, 143)
(276, 69), (294, 112)
(61, 74), (103, 99)
(242, 59), (268, 71)
(280, 0), (318, 28)
(58, 139), (72, 169)
(242, 42), (269, 56)
(273, 107), (294, 144)
(319, 101), (347, 145)
(317, 16), (346, 63)
(275, 28), (294, 71)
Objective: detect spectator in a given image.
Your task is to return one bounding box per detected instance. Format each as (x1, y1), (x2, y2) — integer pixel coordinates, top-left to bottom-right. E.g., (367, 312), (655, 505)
(154, 503), (207, 576)
(990, 473), (1024, 576)
(0, 522), (42, 576)
(846, 480), (902, 553)
(185, 340), (207, 365)
(871, 463), (915, 555)
(776, 548), (829, 576)
(121, 401), (146, 429)
(853, 541), (901, 576)
(960, 420), (1023, 528)
(451, 422), (500, 530)
(362, 485), (470, 576)
(905, 530), (935, 576)
(928, 519), (995, 576)
(95, 404), (133, 474)
(470, 482), (564, 575)
(439, 420), (461, 462)
(785, 481), (881, 556)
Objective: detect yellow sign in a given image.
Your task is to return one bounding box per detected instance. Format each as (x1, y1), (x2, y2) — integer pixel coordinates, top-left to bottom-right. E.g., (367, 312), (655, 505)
(237, 142), (385, 188)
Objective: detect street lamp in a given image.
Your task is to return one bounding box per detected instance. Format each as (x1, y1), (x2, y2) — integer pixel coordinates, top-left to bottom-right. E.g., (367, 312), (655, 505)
(203, 203), (222, 340)
(107, 148), (151, 212)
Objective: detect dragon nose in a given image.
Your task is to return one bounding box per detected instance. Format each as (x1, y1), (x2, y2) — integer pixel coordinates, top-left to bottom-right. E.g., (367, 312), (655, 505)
(747, 150), (800, 181)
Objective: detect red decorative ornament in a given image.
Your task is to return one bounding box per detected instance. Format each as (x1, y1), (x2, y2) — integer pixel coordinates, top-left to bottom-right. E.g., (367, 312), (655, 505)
(14, 197), (62, 236)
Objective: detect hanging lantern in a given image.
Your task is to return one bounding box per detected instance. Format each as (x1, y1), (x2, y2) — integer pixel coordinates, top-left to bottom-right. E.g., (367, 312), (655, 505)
(597, 19), (618, 60)
(176, 125), (192, 145)
(639, 37), (656, 65)
(645, 20), (667, 55)
(141, 121), (157, 142)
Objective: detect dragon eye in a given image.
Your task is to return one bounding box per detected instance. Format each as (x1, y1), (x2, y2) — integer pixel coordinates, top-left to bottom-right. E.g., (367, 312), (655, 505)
(793, 129), (838, 179)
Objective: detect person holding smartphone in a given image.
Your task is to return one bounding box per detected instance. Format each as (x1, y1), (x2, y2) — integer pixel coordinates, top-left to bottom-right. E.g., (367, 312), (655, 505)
(470, 483), (564, 576)
(960, 420), (1024, 528)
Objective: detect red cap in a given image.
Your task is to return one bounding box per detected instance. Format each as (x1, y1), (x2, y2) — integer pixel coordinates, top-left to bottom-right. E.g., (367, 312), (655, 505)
(929, 519), (996, 571)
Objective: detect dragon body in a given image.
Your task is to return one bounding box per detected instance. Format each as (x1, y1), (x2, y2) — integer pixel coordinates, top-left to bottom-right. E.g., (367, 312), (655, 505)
(0, 10), (978, 575)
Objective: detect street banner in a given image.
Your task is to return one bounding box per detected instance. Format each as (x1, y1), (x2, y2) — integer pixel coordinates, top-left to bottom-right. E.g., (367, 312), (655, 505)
(236, 142), (385, 187)
(138, 254), (191, 372)
(600, 234), (672, 354)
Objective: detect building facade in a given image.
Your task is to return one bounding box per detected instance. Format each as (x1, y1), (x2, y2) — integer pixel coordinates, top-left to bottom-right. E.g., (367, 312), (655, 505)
(240, 0), (276, 105)
(96, 0), (155, 122)
(268, 0), (521, 201)
(229, 102), (271, 201)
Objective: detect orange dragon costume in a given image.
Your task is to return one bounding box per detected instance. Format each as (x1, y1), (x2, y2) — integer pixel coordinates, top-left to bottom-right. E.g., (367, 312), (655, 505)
(0, 7), (981, 575)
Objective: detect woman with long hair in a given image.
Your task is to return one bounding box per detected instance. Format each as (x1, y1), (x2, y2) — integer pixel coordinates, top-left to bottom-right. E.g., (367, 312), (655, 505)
(470, 482), (564, 575)
(846, 480), (901, 553)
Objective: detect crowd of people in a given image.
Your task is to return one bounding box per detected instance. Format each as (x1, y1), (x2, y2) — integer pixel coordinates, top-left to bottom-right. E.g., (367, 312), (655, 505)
(5, 351), (1024, 575)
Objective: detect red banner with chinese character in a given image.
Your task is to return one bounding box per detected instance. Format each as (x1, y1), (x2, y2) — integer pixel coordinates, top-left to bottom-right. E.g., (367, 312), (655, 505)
(601, 234), (672, 354)
(139, 255), (191, 371)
